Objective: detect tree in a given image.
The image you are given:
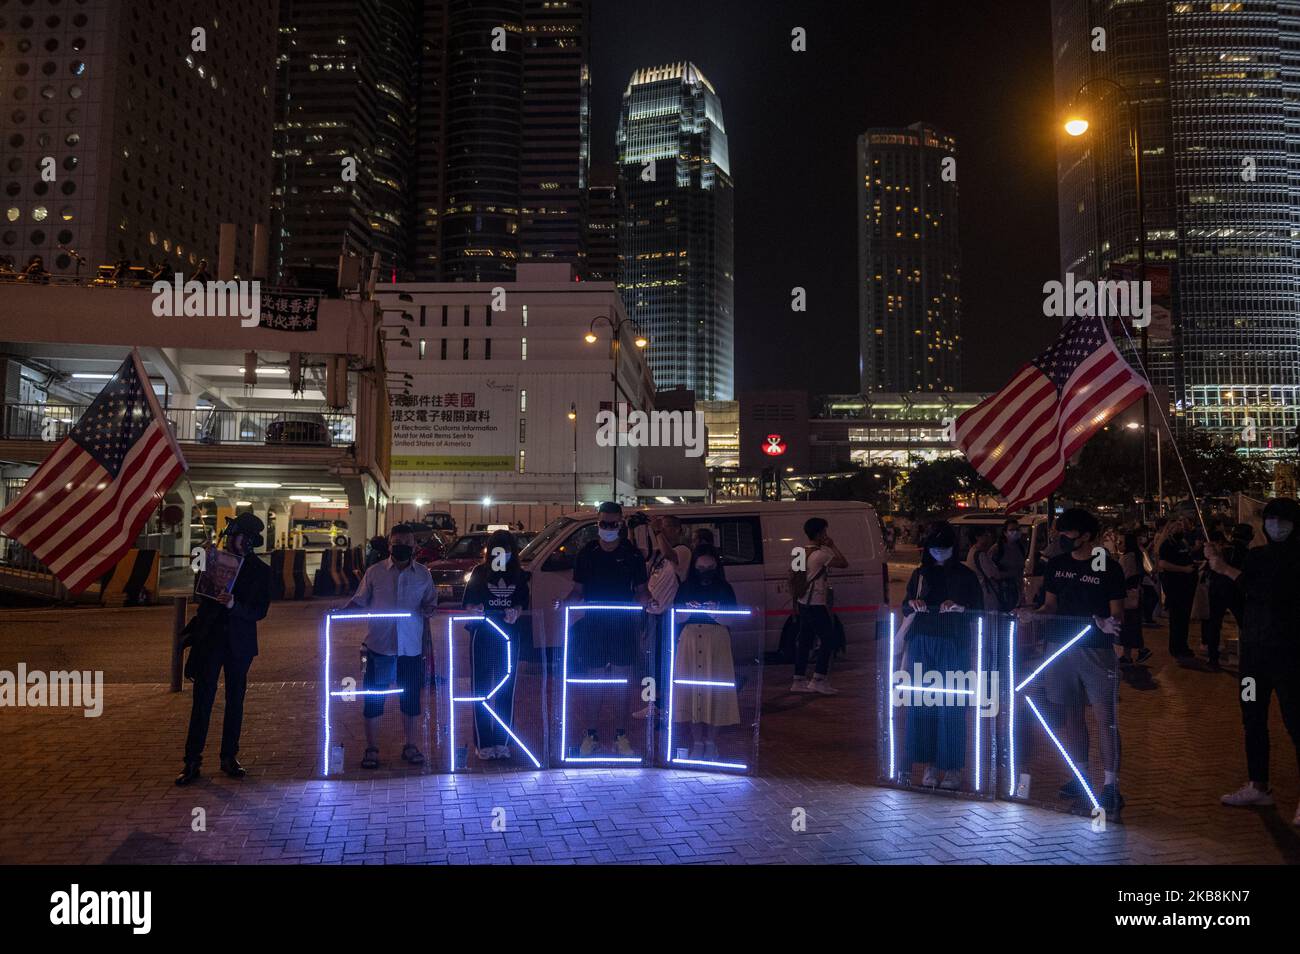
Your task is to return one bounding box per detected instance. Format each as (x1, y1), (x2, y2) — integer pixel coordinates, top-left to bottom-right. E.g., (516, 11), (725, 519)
(899, 458), (997, 515)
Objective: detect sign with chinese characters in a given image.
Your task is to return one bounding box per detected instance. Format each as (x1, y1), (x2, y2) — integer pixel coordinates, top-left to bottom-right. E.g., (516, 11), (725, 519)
(391, 374), (517, 473)
(258, 293), (320, 332)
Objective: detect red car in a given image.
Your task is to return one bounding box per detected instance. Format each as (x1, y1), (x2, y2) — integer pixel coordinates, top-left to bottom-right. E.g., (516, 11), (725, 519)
(423, 532), (492, 604)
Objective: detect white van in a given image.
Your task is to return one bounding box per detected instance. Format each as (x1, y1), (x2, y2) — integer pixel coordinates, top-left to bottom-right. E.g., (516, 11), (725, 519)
(516, 501), (888, 652)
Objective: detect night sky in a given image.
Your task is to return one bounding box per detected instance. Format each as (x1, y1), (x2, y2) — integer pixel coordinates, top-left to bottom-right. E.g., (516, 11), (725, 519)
(590, 0), (1062, 395)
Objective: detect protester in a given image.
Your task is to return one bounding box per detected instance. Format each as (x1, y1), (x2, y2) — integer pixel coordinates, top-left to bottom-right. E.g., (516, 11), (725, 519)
(1034, 507), (1126, 816)
(462, 529), (529, 760)
(1136, 525), (1160, 624)
(964, 525), (1001, 611)
(901, 521), (983, 791)
(1208, 498), (1300, 825)
(635, 513), (691, 721)
(1116, 530), (1151, 665)
(341, 524), (438, 769)
(990, 518), (1027, 611)
(1202, 523), (1251, 671)
(176, 512), (271, 786)
(562, 501), (650, 756)
(192, 258), (212, 283)
(21, 254), (49, 284)
(672, 545), (741, 760)
(1156, 515), (1199, 660)
(365, 534), (389, 568)
(791, 516), (848, 694)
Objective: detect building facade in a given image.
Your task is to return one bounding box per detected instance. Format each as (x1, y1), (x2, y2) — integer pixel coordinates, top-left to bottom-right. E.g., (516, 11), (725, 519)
(617, 62), (735, 401)
(377, 263), (680, 507)
(1, 0), (276, 278)
(1052, 0), (1300, 456)
(274, 0), (591, 286)
(857, 122), (962, 394)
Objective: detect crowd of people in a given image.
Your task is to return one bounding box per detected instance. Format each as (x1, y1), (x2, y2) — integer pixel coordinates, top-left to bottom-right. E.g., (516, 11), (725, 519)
(169, 496), (1300, 831)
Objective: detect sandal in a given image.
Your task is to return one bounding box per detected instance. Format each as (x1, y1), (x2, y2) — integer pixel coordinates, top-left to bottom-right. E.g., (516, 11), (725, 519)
(400, 744), (425, 765)
(361, 747), (379, 769)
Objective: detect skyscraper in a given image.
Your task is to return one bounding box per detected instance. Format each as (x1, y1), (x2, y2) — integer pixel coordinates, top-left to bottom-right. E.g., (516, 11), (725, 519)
(275, 0), (590, 286)
(0, 0), (276, 278)
(857, 122), (961, 394)
(272, 0), (419, 287)
(1052, 0), (1300, 454)
(617, 62), (735, 401)
(585, 170), (618, 283)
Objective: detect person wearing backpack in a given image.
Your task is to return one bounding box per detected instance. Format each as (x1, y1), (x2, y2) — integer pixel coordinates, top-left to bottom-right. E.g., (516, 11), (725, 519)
(791, 517), (848, 694)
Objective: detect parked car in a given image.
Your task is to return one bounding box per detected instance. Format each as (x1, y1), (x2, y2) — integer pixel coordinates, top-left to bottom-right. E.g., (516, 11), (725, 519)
(266, 412), (331, 447)
(291, 518), (349, 549)
(424, 531), (494, 604)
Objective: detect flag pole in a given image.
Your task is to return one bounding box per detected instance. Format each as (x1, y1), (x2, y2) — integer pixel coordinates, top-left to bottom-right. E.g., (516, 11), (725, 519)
(1115, 322), (1208, 537)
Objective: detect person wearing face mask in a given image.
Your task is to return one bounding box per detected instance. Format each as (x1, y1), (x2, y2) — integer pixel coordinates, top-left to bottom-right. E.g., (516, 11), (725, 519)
(341, 523), (438, 769)
(1157, 515), (1200, 661)
(899, 521), (983, 791)
(1033, 507), (1127, 817)
(671, 545), (740, 760)
(176, 512), (272, 786)
(791, 517), (849, 694)
(562, 501), (650, 756)
(1207, 498), (1300, 825)
(1201, 523), (1251, 671)
(462, 530), (529, 760)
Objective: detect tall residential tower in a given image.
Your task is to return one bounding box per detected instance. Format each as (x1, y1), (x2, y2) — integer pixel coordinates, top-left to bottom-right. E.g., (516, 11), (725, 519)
(857, 122), (962, 393)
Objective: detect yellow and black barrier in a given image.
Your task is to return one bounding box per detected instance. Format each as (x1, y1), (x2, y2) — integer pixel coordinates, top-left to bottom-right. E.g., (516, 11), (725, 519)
(269, 549), (314, 601)
(99, 549), (160, 606)
(312, 548), (350, 597)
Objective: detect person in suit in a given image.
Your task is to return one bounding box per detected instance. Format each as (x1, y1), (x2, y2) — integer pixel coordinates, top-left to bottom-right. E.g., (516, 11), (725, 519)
(176, 512), (272, 786)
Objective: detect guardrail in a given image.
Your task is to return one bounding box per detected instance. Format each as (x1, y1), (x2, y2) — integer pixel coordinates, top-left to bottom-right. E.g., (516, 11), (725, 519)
(2, 404), (355, 446)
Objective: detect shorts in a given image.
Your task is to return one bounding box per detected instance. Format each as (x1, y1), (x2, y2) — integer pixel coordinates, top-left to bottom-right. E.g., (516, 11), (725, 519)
(361, 650), (424, 718)
(1042, 645), (1116, 709)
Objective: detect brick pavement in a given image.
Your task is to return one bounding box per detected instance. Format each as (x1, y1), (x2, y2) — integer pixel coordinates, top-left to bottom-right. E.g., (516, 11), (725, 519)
(0, 596), (1297, 865)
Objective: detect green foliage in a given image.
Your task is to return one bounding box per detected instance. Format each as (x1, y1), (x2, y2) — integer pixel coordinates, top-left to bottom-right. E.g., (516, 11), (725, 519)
(899, 458), (997, 515)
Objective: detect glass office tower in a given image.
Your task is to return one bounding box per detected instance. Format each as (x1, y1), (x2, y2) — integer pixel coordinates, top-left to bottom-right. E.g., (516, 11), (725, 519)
(617, 62), (735, 401)
(1053, 0), (1300, 456)
(857, 123), (962, 393)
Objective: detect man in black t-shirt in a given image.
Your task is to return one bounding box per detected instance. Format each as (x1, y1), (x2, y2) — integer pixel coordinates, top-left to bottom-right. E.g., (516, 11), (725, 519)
(562, 502), (649, 757)
(1032, 508), (1126, 818)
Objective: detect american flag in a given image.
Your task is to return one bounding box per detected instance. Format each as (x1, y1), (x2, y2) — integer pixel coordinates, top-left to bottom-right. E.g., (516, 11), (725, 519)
(955, 315), (1149, 511)
(0, 349), (187, 593)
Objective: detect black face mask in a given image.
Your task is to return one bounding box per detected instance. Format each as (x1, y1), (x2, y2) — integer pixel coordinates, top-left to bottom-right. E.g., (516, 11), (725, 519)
(391, 544), (413, 563)
(697, 570), (717, 584)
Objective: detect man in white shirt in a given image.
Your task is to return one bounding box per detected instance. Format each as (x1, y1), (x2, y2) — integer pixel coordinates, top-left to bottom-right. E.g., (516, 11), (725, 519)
(342, 524), (438, 769)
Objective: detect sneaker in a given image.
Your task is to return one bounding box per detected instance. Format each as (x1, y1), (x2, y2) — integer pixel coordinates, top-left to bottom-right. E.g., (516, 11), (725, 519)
(701, 740), (719, 760)
(921, 765), (940, 788)
(632, 703), (657, 720)
(791, 677), (815, 693)
(614, 732), (634, 757)
(1058, 777), (1084, 800)
(1100, 783), (1125, 817)
(579, 730), (600, 757)
(939, 770), (964, 791)
(476, 746), (498, 761)
(494, 745), (512, 760)
(808, 676), (839, 695)
(1221, 782), (1274, 807)
(688, 742), (705, 760)
(1135, 648), (1153, 664)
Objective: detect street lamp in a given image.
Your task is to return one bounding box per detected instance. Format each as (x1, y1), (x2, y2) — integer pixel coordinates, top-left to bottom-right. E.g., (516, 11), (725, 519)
(583, 314), (647, 502)
(1062, 75), (1152, 521)
(567, 402), (578, 508)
